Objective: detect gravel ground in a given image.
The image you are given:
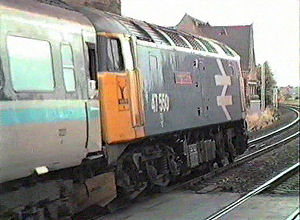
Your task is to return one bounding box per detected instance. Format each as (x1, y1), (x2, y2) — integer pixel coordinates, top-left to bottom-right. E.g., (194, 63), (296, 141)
(270, 172), (299, 194)
(249, 107), (297, 140)
(196, 137), (299, 194)
(78, 107), (298, 219)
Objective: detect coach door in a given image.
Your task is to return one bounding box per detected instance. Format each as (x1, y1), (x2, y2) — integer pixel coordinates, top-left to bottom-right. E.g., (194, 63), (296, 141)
(85, 42), (102, 153)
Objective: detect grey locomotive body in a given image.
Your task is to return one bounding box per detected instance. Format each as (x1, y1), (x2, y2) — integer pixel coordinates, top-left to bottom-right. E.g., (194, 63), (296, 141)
(0, 1), (248, 219)
(137, 44), (244, 136)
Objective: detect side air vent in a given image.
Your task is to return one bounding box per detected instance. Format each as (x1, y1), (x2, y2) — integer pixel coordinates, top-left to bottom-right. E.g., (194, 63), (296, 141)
(137, 22), (171, 45)
(216, 43), (234, 56)
(112, 15), (153, 42)
(183, 35), (205, 51)
(160, 29), (190, 48)
(198, 38), (217, 53)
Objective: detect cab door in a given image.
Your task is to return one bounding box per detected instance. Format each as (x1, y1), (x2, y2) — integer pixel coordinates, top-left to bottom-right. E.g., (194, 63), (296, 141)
(97, 34), (145, 144)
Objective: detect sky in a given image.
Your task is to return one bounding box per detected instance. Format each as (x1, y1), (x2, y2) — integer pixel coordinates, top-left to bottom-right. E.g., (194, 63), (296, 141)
(122, 0), (299, 87)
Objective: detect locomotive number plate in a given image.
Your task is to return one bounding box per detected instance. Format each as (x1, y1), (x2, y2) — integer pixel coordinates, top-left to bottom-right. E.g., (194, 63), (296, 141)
(151, 93), (170, 113)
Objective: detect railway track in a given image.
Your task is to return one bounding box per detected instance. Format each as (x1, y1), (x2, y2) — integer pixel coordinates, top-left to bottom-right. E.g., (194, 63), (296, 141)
(286, 208), (299, 220)
(88, 106), (299, 219)
(163, 106), (299, 192)
(248, 106), (299, 145)
(164, 132), (299, 193)
(205, 162), (299, 220)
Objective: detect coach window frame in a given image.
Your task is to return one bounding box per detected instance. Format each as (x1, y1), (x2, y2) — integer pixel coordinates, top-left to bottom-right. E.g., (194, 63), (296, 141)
(6, 35), (56, 93)
(60, 43), (76, 93)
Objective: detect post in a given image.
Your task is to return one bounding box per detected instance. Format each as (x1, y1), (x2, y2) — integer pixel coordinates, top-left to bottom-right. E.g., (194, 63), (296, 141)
(261, 64), (265, 110)
(273, 87), (278, 109)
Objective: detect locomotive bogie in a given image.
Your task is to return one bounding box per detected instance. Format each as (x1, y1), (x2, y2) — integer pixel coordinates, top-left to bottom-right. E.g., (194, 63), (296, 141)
(114, 119), (247, 198)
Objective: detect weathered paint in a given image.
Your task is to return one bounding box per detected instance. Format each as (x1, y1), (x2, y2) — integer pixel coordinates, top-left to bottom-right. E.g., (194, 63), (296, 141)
(0, 101), (89, 183)
(0, 102), (89, 126)
(215, 58), (233, 120)
(136, 43), (243, 136)
(97, 33), (145, 144)
(98, 72), (145, 144)
(0, 0), (101, 184)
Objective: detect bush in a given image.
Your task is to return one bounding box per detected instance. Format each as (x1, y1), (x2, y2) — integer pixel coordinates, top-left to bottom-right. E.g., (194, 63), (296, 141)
(246, 107), (278, 131)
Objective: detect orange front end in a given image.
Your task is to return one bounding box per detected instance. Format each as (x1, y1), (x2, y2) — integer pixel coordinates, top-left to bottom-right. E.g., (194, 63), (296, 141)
(98, 71), (145, 144)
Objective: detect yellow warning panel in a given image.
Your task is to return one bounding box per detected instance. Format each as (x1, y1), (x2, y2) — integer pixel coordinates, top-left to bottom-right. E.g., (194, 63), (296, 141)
(98, 72), (145, 144)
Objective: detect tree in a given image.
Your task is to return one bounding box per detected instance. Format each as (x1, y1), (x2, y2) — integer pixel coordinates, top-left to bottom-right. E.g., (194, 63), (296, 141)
(256, 61), (277, 106)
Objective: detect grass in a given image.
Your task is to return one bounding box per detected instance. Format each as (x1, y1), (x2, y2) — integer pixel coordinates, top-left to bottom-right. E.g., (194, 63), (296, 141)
(281, 99), (299, 107)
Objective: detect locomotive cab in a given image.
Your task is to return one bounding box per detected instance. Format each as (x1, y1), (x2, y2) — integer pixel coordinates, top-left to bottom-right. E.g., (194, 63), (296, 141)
(96, 33), (145, 144)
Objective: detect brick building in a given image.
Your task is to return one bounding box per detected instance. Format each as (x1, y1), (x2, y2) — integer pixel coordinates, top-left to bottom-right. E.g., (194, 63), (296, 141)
(176, 14), (260, 111)
(63, 0), (121, 15)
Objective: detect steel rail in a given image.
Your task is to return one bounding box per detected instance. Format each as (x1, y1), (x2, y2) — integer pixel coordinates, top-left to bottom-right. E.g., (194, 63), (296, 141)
(95, 131), (299, 220)
(206, 162), (300, 220)
(286, 208), (299, 220)
(236, 131), (299, 164)
(93, 106), (299, 219)
(248, 106), (299, 145)
(162, 107), (299, 192)
(92, 106), (299, 219)
(163, 131), (299, 192)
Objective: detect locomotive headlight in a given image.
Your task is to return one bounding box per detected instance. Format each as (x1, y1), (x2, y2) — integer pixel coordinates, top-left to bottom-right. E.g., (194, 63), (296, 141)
(34, 166), (49, 175)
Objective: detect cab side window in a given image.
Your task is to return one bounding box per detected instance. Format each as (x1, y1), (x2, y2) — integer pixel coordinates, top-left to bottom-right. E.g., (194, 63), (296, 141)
(61, 44), (76, 92)
(7, 36), (54, 92)
(106, 38), (124, 72)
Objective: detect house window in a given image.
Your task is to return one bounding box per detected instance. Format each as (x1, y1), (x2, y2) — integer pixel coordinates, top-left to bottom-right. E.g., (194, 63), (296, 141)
(7, 36), (54, 91)
(107, 38), (124, 72)
(61, 44), (76, 92)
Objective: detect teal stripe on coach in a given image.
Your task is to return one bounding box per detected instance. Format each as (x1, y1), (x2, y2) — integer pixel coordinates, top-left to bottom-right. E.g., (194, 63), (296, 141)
(0, 107), (99, 126)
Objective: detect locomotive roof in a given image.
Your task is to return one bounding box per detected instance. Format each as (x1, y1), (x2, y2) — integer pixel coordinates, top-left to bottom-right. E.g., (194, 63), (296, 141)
(71, 6), (239, 59)
(0, 0), (239, 60)
(0, 0), (94, 31)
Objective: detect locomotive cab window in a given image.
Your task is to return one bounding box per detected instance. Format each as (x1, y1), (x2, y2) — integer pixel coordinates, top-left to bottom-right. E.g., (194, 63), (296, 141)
(61, 44), (76, 92)
(97, 36), (125, 72)
(107, 38), (124, 72)
(7, 36), (54, 92)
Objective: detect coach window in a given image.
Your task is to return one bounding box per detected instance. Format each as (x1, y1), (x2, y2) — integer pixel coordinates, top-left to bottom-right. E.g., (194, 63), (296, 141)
(7, 36), (54, 91)
(107, 38), (124, 72)
(61, 44), (76, 92)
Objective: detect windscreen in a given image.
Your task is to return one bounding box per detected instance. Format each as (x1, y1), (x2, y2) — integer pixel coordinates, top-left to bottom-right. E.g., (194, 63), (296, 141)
(97, 36), (124, 72)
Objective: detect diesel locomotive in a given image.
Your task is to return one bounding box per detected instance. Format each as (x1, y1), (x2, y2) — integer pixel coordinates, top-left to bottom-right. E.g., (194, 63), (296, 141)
(0, 0), (248, 218)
